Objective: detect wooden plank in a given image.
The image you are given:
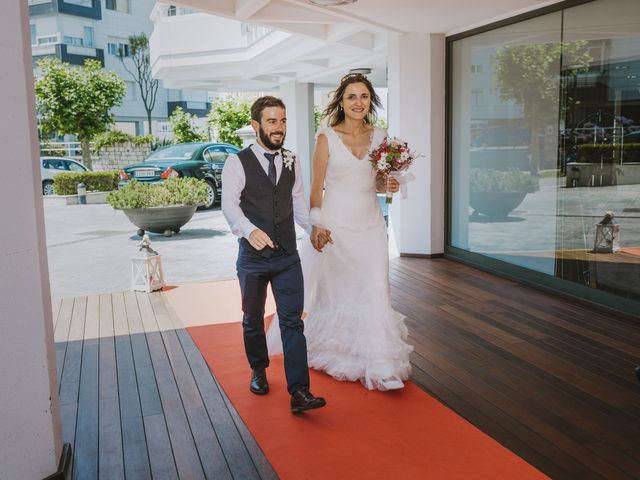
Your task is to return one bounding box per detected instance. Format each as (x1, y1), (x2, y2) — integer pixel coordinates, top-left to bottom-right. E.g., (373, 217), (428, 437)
(98, 294), (124, 480)
(161, 292), (273, 479)
(112, 292), (129, 338)
(177, 329), (267, 480)
(122, 291), (171, 480)
(149, 294), (233, 479)
(144, 413), (179, 480)
(73, 295), (100, 479)
(55, 297), (75, 388)
(136, 292), (206, 480)
(390, 257), (640, 480)
(58, 295), (87, 453)
(114, 333), (152, 480)
(126, 291), (163, 417)
(52, 296), (62, 330)
(214, 371), (279, 480)
(408, 321), (634, 480)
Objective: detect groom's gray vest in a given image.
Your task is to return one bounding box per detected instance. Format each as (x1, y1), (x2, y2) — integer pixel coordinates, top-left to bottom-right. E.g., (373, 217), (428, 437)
(238, 146), (296, 256)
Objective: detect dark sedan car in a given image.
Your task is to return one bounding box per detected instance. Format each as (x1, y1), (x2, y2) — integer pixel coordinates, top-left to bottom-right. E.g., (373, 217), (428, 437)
(118, 142), (240, 209)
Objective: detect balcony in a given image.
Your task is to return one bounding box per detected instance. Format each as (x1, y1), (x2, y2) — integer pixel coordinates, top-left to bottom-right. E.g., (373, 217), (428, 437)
(29, 0), (102, 19)
(148, 3), (388, 93)
(32, 34), (104, 66)
(150, 5), (291, 91)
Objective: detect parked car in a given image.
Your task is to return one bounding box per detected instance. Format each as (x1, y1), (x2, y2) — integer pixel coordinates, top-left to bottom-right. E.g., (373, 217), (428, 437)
(471, 126), (530, 148)
(117, 142), (240, 210)
(41, 156), (90, 195)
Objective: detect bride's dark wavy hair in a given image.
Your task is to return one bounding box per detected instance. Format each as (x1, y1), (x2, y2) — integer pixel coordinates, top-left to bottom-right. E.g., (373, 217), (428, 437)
(322, 73), (381, 127)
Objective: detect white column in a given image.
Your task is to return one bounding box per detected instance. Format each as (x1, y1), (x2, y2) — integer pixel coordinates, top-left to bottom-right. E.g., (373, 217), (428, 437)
(387, 33), (445, 256)
(0, 2), (63, 479)
(280, 81), (315, 194)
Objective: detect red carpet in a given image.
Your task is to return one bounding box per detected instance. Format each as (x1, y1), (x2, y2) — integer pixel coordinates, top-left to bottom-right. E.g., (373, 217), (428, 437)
(178, 283), (548, 479)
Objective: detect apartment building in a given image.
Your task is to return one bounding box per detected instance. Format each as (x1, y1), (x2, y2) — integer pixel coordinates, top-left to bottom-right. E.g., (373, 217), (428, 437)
(28, 0), (210, 136)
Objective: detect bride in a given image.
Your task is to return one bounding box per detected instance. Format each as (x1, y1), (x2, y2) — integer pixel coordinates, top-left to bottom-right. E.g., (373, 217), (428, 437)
(269, 73), (412, 391)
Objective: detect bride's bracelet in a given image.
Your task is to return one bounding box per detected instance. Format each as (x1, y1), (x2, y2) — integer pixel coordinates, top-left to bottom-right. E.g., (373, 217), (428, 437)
(310, 207), (326, 229)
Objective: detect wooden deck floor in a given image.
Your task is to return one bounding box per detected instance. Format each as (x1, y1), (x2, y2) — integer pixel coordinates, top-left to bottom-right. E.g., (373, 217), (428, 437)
(53, 291), (277, 480)
(53, 257), (640, 480)
(393, 257), (640, 480)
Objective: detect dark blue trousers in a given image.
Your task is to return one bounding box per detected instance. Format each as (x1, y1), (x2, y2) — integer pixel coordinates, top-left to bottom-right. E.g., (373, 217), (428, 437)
(236, 243), (309, 394)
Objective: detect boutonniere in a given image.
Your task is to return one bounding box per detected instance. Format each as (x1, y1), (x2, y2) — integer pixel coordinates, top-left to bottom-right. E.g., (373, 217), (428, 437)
(282, 150), (296, 171)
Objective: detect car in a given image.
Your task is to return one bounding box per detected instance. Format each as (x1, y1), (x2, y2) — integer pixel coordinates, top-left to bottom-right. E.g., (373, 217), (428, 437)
(471, 126), (530, 148)
(41, 156), (90, 195)
(623, 129), (640, 144)
(117, 142), (241, 210)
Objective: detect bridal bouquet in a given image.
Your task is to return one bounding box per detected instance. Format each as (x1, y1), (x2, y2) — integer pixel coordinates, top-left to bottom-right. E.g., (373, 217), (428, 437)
(369, 137), (417, 204)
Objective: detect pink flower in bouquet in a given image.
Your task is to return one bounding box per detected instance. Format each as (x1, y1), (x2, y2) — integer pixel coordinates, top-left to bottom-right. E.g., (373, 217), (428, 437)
(369, 137), (417, 203)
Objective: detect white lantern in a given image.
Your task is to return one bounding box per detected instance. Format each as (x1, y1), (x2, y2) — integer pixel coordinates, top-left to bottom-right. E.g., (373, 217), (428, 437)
(130, 235), (165, 292)
(593, 212), (620, 253)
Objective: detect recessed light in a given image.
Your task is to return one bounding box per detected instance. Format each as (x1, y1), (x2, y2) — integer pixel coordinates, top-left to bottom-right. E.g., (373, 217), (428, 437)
(349, 68), (371, 75)
(308, 0), (358, 6)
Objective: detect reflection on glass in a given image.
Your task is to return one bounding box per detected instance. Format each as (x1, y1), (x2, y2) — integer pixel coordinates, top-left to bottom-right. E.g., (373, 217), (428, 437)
(450, 0), (640, 309)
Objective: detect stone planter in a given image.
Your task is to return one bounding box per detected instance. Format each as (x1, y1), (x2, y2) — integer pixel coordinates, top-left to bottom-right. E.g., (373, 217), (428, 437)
(470, 191), (528, 218)
(122, 205), (197, 237)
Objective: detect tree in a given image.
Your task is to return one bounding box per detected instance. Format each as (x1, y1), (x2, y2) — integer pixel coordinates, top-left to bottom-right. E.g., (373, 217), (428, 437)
(119, 33), (159, 135)
(493, 41), (591, 170)
(35, 58), (125, 169)
(170, 107), (206, 143)
(207, 97), (251, 147)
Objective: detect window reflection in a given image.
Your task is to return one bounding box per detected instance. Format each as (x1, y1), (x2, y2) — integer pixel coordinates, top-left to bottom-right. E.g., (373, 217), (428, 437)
(450, 0), (640, 309)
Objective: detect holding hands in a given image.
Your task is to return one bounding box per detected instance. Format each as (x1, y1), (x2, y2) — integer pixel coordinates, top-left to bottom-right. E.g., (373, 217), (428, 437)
(311, 226), (333, 252)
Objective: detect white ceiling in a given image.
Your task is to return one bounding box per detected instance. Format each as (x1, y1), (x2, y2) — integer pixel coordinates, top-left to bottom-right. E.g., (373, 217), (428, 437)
(171, 0), (563, 35)
(153, 0), (565, 91)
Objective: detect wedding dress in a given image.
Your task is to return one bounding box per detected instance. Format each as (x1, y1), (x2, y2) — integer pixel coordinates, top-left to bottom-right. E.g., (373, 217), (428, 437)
(267, 126), (412, 391)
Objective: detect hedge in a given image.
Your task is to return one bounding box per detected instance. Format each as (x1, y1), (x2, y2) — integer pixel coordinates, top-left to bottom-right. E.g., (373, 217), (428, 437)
(576, 143), (640, 163)
(106, 178), (208, 209)
(470, 168), (539, 193)
(53, 171), (119, 195)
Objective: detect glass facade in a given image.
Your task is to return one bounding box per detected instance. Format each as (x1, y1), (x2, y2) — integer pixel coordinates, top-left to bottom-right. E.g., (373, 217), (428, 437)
(449, 0), (640, 314)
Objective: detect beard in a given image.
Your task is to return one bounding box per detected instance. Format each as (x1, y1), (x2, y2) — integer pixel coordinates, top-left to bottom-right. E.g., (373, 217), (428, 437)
(259, 125), (286, 150)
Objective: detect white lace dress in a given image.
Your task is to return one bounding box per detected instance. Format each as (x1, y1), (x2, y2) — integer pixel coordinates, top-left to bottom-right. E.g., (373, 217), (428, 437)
(268, 126), (412, 391)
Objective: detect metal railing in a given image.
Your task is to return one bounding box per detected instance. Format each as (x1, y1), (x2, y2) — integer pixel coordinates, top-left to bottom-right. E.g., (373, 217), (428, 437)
(40, 141), (88, 160)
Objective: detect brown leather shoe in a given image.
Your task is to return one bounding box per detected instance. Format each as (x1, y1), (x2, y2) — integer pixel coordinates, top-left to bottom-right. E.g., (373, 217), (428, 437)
(290, 388), (326, 413)
(250, 368), (269, 395)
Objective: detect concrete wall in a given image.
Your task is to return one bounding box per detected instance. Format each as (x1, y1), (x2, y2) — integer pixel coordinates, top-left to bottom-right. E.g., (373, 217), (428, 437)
(0, 2), (63, 478)
(95, 141), (152, 171)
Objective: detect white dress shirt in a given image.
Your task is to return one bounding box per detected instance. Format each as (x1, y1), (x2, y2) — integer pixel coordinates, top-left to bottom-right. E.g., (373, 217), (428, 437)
(221, 142), (311, 240)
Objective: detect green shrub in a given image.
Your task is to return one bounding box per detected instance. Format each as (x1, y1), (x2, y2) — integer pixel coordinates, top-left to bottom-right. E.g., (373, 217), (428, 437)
(207, 97), (251, 147)
(93, 130), (157, 152)
(107, 178), (208, 209)
(170, 107), (207, 143)
(132, 134), (155, 146)
(151, 137), (174, 151)
(576, 143), (640, 163)
(53, 171), (119, 195)
(40, 142), (66, 157)
(470, 168), (539, 193)
(92, 130), (133, 152)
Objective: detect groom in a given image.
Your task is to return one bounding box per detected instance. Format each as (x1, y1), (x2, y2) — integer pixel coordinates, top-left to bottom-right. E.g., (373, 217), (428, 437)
(221, 96), (327, 413)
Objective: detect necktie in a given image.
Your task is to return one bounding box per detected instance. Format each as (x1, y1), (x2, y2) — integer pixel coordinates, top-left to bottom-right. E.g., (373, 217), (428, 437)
(264, 151), (278, 185)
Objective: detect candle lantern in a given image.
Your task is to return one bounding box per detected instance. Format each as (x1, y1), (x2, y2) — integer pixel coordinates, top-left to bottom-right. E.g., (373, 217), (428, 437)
(131, 234), (165, 292)
(593, 211), (620, 253)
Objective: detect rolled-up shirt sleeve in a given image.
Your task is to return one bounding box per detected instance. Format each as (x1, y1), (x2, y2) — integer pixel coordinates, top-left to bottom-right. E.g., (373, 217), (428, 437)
(221, 154), (257, 239)
(292, 154), (311, 235)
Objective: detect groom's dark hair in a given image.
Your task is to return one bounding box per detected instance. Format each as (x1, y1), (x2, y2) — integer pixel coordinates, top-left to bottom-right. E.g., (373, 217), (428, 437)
(251, 96), (286, 123)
